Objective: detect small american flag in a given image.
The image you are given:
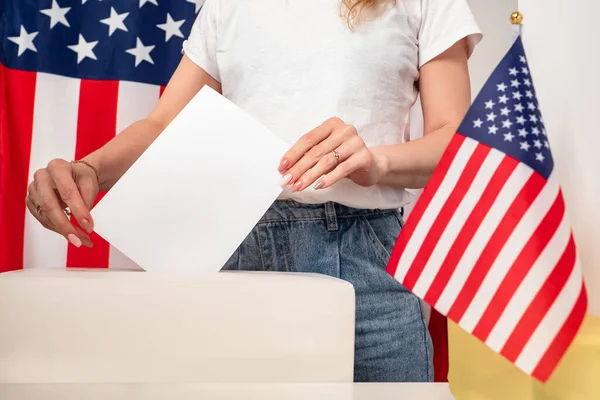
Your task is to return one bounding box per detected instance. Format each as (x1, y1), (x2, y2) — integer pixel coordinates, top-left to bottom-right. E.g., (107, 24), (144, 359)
(387, 36), (588, 382)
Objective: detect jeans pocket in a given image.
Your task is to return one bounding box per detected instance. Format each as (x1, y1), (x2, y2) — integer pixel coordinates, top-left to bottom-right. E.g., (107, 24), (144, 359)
(361, 211), (403, 265)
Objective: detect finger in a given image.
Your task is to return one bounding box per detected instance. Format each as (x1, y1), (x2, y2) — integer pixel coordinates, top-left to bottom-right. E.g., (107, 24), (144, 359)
(26, 195), (54, 231)
(74, 226), (93, 248)
(54, 191), (68, 210)
(278, 117), (343, 172)
(28, 182), (56, 230)
(28, 181), (38, 206)
(314, 149), (373, 190)
(45, 194), (93, 245)
(292, 135), (361, 192)
(32, 166), (96, 244)
(28, 180), (40, 202)
(34, 168), (85, 248)
(48, 159), (94, 233)
(76, 174), (99, 211)
(284, 133), (346, 191)
(29, 178), (86, 241)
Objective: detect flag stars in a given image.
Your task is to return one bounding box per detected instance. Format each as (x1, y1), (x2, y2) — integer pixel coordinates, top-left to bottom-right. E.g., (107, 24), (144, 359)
(100, 7), (129, 36)
(8, 26), (38, 56)
(126, 37), (155, 66)
(398, 48), (553, 172)
(504, 132), (515, 142)
(157, 13), (185, 42)
(519, 55), (527, 63)
(536, 153), (545, 162)
(40, 0), (71, 29)
(139, 0), (158, 7)
(67, 34), (98, 63)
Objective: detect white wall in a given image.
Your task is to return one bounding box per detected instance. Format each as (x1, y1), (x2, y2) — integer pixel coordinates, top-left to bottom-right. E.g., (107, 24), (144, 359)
(467, 0), (519, 97)
(519, 0), (600, 316)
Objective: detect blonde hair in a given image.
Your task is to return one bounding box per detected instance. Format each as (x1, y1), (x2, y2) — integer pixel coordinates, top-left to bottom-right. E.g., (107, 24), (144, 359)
(342, 0), (396, 27)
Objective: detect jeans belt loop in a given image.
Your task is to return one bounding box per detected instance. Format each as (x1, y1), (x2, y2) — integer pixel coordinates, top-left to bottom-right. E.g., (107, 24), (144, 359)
(324, 202), (338, 232)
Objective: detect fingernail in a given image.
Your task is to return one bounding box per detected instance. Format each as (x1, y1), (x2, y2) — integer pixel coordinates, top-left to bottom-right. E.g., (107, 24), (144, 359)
(291, 180), (302, 192)
(81, 218), (94, 233)
(68, 234), (82, 248)
(80, 237), (93, 248)
(280, 173), (292, 186)
(279, 159), (289, 171)
(314, 180), (325, 190)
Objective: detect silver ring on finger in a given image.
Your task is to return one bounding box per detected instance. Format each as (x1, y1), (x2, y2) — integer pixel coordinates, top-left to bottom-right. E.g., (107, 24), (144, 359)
(36, 204), (43, 216)
(63, 207), (71, 217)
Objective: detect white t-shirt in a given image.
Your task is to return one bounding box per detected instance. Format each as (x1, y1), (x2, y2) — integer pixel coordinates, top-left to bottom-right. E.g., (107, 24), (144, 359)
(182, 0), (482, 210)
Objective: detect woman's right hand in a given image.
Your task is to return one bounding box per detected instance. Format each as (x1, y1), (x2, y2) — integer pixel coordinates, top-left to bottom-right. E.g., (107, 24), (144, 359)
(25, 159), (100, 248)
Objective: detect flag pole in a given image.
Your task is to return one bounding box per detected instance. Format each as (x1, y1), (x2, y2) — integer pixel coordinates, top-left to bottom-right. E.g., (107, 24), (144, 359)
(510, 11), (523, 39)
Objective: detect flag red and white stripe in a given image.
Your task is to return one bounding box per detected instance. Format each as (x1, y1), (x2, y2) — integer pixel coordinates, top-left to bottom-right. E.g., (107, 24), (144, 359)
(0, 63), (160, 272)
(387, 133), (588, 382)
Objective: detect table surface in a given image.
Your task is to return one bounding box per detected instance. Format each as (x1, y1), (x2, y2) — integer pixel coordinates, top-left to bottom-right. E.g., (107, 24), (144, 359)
(0, 383), (456, 400)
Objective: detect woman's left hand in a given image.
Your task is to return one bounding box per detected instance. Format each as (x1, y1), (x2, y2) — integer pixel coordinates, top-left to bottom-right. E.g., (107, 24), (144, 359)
(278, 117), (385, 192)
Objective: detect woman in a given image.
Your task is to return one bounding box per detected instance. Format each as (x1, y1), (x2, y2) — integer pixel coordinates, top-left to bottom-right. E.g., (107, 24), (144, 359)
(26, 0), (481, 382)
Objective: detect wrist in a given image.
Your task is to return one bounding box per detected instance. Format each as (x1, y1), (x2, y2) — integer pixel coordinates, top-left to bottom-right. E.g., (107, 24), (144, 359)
(80, 155), (105, 191)
(371, 149), (390, 184)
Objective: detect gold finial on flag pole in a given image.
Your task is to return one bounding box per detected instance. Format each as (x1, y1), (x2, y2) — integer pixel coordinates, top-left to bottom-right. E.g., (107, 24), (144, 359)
(510, 11), (523, 25)
(510, 11), (523, 38)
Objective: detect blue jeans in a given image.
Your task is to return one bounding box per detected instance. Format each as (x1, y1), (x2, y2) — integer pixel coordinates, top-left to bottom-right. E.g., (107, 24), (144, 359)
(222, 200), (433, 382)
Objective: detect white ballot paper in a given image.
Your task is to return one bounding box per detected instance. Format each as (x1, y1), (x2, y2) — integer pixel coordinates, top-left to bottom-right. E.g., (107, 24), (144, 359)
(91, 86), (289, 272)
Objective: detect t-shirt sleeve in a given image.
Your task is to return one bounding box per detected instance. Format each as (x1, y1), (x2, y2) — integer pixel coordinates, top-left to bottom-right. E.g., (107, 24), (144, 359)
(181, 0), (221, 81)
(418, 0), (482, 68)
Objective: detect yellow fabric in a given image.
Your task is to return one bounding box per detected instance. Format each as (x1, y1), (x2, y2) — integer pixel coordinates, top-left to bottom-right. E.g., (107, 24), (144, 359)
(448, 314), (600, 400)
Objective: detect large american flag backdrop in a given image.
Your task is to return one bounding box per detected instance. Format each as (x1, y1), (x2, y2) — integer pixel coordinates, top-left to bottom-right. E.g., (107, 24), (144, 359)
(1, 0), (204, 273)
(1, 0), (450, 382)
(387, 37), (588, 382)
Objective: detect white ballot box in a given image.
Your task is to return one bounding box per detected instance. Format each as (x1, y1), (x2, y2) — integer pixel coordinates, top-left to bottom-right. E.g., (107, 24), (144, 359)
(0, 269), (355, 383)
